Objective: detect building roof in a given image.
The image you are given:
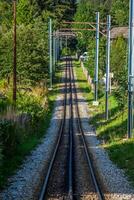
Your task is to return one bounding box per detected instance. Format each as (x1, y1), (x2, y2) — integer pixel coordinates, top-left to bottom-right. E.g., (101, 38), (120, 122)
(110, 27), (128, 39)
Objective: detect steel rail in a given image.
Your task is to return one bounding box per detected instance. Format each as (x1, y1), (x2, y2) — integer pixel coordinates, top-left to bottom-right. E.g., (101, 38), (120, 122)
(70, 57), (104, 200)
(38, 57), (68, 200)
(68, 58), (73, 200)
(39, 56), (104, 200)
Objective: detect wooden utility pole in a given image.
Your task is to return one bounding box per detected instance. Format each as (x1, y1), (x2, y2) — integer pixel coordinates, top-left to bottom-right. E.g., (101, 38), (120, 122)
(13, 0), (17, 102)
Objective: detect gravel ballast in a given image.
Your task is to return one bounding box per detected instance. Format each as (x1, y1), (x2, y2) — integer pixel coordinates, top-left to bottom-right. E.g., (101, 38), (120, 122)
(0, 74), (65, 200)
(74, 68), (134, 200)
(1, 62), (134, 200)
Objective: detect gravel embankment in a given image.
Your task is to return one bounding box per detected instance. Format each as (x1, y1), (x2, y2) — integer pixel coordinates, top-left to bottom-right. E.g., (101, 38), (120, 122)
(74, 69), (134, 200)
(0, 75), (65, 200)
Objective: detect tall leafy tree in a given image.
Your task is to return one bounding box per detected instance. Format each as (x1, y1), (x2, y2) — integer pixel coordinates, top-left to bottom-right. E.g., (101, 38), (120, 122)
(17, 0), (39, 24)
(110, 0), (129, 25)
(0, 0), (75, 86)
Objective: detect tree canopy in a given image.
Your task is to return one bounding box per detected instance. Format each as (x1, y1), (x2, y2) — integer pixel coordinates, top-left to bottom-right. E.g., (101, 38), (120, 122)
(0, 0), (76, 86)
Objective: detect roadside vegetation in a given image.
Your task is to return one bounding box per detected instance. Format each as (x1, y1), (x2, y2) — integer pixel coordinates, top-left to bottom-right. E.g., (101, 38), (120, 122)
(0, 64), (63, 189)
(74, 61), (134, 186)
(73, 0), (134, 186)
(0, 0), (76, 189)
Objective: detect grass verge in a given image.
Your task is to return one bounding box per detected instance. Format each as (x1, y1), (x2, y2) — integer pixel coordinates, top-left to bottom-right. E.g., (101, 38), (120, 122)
(74, 60), (134, 186)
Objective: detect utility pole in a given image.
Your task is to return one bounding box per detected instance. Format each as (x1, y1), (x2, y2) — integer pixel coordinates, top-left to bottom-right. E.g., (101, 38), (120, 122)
(94, 12), (99, 104)
(49, 18), (53, 88)
(60, 36), (63, 59)
(53, 32), (56, 73)
(128, 0), (134, 138)
(60, 37), (63, 51)
(58, 36), (60, 59)
(105, 15), (111, 120)
(66, 36), (68, 54)
(57, 35), (60, 60)
(13, 0), (17, 102)
(55, 37), (58, 63)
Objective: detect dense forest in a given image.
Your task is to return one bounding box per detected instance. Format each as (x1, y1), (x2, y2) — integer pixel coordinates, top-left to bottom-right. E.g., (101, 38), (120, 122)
(0, 0), (131, 189)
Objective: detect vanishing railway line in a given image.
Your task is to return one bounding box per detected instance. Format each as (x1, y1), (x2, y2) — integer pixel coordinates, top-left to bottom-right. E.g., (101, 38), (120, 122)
(39, 57), (105, 200)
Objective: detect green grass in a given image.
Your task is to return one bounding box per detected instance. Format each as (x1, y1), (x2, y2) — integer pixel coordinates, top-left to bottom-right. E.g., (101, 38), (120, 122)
(0, 65), (62, 189)
(74, 60), (134, 186)
(106, 139), (134, 184)
(74, 61), (93, 102)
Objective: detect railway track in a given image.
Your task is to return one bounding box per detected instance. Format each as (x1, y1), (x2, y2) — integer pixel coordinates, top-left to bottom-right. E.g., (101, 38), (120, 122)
(38, 56), (105, 200)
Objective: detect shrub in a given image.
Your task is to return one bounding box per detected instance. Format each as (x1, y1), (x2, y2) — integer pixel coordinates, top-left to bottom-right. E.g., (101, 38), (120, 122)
(0, 120), (23, 156)
(0, 131), (3, 165)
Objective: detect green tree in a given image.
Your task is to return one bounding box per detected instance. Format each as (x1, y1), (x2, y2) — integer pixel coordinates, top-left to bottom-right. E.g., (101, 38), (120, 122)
(0, 0), (12, 30)
(0, 30), (12, 80)
(17, 0), (39, 25)
(111, 37), (128, 108)
(17, 18), (49, 84)
(110, 0), (129, 25)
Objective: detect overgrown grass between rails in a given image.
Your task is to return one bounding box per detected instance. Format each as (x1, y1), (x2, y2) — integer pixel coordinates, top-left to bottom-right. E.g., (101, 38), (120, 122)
(0, 65), (62, 189)
(74, 60), (134, 187)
